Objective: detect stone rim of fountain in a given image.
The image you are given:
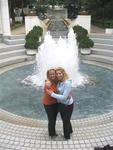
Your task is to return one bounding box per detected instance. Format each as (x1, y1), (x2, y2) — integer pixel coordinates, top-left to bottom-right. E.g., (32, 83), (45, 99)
(0, 60), (113, 128)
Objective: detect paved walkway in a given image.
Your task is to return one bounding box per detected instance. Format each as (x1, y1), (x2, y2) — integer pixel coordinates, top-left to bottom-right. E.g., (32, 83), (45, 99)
(0, 105), (113, 150)
(11, 25), (25, 35)
(91, 25), (104, 33)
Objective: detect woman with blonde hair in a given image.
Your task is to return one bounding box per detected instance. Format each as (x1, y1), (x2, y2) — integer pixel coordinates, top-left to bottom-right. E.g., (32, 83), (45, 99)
(42, 69), (58, 138)
(46, 67), (74, 140)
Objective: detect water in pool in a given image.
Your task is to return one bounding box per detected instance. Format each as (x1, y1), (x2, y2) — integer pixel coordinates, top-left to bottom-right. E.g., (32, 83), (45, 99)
(0, 63), (113, 120)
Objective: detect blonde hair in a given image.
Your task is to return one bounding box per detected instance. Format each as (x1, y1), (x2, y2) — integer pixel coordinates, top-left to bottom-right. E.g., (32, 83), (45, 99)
(55, 67), (69, 81)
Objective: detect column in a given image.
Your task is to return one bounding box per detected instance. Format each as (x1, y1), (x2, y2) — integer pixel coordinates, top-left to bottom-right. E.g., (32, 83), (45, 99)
(0, 1), (3, 34)
(0, 0), (11, 35)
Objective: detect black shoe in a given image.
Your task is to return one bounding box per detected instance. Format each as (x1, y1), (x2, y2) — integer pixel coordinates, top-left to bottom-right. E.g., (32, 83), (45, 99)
(53, 134), (58, 137)
(94, 148), (103, 150)
(50, 134), (58, 138)
(70, 131), (73, 134)
(64, 136), (70, 140)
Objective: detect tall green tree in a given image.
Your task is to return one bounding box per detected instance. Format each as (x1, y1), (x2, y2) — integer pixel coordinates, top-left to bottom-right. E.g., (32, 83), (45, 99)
(48, 0), (65, 8)
(87, 0), (113, 20)
(8, 0), (15, 25)
(8, 0), (37, 25)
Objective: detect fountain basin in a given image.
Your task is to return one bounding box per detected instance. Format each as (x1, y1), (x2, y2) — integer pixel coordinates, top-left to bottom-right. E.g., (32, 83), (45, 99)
(0, 63), (113, 120)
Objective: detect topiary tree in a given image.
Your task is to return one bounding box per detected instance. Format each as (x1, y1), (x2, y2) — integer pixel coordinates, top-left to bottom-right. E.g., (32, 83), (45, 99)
(79, 36), (94, 49)
(25, 26), (43, 50)
(73, 25), (88, 42)
(73, 25), (94, 54)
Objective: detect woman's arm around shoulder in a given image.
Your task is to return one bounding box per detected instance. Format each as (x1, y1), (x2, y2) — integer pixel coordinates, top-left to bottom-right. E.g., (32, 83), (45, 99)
(50, 80), (72, 101)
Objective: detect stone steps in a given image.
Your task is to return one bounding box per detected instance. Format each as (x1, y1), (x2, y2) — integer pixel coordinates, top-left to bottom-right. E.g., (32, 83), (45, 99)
(91, 48), (113, 57)
(81, 54), (113, 65)
(92, 37), (113, 45)
(89, 33), (113, 39)
(0, 37), (34, 67)
(82, 33), (113, 65)
(0, 49), (26, 59)
(3, 38), (25, 45)
(48, 19), (68, 38)
(94, 43), (113, 50)
(0, 55), (34, 68)
(3, 34), (25, 45)
(0, 44), (24, 53)
(9, 34), (25, 40)
(82, 60), (113, 71)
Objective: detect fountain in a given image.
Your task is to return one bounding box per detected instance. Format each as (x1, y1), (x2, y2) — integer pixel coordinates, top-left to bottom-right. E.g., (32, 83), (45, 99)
(1, 28), (113, 119)
(22, 28), (88, 87)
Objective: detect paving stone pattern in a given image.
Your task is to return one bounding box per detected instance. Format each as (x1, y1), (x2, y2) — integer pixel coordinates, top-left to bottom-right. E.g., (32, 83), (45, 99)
(0, 108), (113, 149)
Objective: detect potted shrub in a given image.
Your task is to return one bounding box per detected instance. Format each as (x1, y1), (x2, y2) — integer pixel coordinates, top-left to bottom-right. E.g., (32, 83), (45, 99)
(73, 25), (94, 54)
(73, 25), (88, 43)
(79, 36), (94, 55)
(104, 20), (113, 34)
(25, 26), (43, 55)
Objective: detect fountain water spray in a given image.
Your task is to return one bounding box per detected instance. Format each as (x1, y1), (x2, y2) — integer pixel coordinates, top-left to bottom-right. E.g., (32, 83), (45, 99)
(22, 28), (88, 87)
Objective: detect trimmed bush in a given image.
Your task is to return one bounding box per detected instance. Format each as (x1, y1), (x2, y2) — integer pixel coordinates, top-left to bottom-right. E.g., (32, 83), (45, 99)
(79, 36), (94, 49)
(73, 25), (88, 42)
(25, 26), (43, 49)
(73, 25), (94, 49)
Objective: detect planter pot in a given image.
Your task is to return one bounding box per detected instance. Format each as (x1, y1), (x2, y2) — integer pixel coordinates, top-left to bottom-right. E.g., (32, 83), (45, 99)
(26, 49), (37, 56)
(39, 36), (42, 42)
(78, 11), (88, 15)
(0, 34), (3, 43)
(80, 48), (91, 55)
(105, 28), (113, 34)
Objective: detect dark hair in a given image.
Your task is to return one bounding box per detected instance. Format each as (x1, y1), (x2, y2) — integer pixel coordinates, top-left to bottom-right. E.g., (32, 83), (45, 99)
(46, 69), (56, 79)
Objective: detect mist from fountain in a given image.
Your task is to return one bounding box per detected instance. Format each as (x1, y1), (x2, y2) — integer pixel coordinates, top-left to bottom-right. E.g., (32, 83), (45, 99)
(22, 28), (88, 88)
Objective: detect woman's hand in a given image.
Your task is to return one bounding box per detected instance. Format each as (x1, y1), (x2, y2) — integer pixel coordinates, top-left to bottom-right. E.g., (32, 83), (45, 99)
(45, 80), (51, 89)
(46, 89), (53, 95)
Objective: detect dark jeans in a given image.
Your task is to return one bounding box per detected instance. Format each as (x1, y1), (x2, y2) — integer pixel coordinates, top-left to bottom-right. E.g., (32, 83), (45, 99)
(44, 103), (58, 136)
(58, 103), (74, 139)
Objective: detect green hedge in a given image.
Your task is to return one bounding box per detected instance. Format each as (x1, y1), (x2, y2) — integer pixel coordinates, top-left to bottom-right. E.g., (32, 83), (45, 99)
(25, 26), (43, 49)
(73, 25), (94, 49)
(73, 25), (88, 42)
(93, 20), (113, 28)
(79, 37), (94, 49)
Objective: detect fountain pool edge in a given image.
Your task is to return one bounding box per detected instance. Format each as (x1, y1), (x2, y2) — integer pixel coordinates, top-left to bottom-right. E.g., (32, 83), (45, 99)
(0, 60), (113, 128)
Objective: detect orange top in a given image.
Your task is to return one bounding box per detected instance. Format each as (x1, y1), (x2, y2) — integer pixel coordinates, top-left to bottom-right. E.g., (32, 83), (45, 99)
(42, 81), (57, 105)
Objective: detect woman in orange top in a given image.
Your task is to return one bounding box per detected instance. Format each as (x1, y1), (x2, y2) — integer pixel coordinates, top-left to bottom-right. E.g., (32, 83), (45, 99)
(42, 69), (58, 138)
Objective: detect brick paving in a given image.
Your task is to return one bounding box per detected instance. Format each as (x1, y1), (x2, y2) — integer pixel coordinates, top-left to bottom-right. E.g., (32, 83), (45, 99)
(11, 25), (25, 35)
(0, 105), (113, 149)
(91, 25), (104, 33)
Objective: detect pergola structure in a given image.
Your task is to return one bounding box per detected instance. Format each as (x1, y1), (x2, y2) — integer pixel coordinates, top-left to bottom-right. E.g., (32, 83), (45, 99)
(0, 0), (11, 36)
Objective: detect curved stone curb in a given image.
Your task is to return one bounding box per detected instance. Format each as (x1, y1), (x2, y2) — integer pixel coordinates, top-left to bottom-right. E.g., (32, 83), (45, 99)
(0, 60), (113, 149)
(1, 107), (113, 128)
